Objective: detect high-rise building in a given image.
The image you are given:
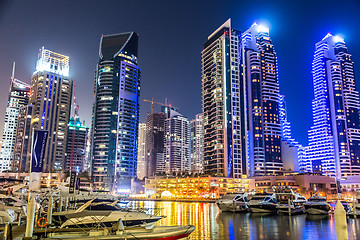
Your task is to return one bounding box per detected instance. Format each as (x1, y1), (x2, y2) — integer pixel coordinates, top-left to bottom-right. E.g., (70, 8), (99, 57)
(65, 117), (89, 173)
(190, 113), (203, 173)
(279, 95), (303, 172)
(145, 112), (165, 176)
(163, 108), (191, 174)
(202, 19), (247, 178)
(12, 105), (32, 172)
(0, 63), (30, 172)
(137, 123), (147, 180)
(91, 33), (141, 191)
(29, 47), (72, 173)
(306, 34), (360, 178)
(241, 23), (283, 176)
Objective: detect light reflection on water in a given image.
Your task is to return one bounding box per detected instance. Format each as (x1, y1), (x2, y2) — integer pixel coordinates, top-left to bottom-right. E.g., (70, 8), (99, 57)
(129, 201), (360, 240)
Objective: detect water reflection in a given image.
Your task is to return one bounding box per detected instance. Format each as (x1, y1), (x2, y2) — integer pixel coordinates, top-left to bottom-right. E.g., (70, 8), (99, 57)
(130, 201), (360, 240)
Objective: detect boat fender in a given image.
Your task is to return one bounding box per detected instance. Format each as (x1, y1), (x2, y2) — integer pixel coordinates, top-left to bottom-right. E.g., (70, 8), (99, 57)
(37, 217), (48, 228)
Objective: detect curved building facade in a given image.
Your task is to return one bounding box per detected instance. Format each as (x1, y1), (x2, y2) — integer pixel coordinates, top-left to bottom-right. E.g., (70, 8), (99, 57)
(91, 32), (141, 191)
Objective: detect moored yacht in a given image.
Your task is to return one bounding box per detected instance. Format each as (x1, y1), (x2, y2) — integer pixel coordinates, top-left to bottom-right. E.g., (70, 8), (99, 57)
(304, 195), (331, 215)
(53, 200), (163, 228)
(275, 187), (306, 215)
(216, 193), (249, 212)
(248, 192), (278, 214)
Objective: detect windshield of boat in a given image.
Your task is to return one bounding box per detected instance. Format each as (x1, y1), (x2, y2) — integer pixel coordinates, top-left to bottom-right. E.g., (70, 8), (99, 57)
(309, 198), (325, 202)
(87, 204), (121, 211)
(251, 196), (266, 200)
(222, 194), (238, 200)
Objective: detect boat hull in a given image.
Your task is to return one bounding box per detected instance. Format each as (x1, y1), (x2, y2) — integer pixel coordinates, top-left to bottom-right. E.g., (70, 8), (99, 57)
(305, 207), (329, 215)
(217, 202), (247, 212)
(278, 208), (304, 215)
(249, 204), (278, 214)
(39, 225), (195, 240)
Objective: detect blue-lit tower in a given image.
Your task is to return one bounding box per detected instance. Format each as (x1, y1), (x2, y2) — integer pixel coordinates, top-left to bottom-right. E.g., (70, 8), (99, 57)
(241, 23), (283, 176)
(91, 33), (141, 191)
(306, 34), (360, 178)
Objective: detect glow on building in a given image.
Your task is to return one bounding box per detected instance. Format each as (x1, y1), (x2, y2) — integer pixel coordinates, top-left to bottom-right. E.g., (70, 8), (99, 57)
(241, 22), (283, 176)
(35, 47), (70, 77)
(306, 33), (360, 178)
(145, 175), (255, 199)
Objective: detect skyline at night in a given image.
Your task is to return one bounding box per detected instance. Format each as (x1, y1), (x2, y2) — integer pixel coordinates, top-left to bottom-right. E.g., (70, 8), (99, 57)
(1, 1), (360, 147)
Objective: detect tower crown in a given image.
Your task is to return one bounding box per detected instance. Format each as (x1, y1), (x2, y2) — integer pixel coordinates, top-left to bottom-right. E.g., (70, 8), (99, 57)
(35, 47), (70, 77)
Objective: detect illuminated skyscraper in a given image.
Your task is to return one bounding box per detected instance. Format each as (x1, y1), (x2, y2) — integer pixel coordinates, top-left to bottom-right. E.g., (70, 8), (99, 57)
(0, 64), (30, 172)
(163, 108), (191, 174)
(306, 34), (360, 178)
(91, 33), (141, 191)
(202, 19), (247, 178)
(137, 123), (147, 180)
(241, 23), (283, 176)
(29, 47), (72, 173)
(65, 117), (89, 173)
(190, 113), (203, 173)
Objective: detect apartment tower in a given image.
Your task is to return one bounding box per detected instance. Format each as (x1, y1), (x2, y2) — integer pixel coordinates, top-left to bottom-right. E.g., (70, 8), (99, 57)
(91, 33), (141, 191)
(0, 65), (30, 172)
(306, 34), (360, 178)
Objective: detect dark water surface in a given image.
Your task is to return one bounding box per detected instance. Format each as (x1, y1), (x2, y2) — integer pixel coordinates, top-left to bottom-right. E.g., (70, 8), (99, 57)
(130, 201), (360, 240)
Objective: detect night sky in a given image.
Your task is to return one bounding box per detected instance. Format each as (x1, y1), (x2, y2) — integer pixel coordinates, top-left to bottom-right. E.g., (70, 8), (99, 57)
(1, 0), (360, 146)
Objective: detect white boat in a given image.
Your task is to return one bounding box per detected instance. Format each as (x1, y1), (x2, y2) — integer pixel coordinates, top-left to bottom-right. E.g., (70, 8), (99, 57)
(54, 200), (163, 228)
(35, 224), (195, 240)
(304, 195), (331, 215)
(248, 192), (278, 213)
(216, 193), (248, 212)
(275, 187), (306, 215)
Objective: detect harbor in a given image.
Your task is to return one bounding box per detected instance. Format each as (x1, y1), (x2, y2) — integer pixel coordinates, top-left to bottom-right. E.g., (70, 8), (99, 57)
(0, 180), (357, 239)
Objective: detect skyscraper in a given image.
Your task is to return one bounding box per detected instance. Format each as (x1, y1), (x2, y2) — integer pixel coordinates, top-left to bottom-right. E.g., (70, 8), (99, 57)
(190, 113), (203, 173)
(91, 33), (141, 191)
(65, 117), (89, 173)
(306, 34), (360, 178)
(145, 112), (165, 176)
(202, 19), (247, 178)
(241, 23), (282, 176)
(0, 63), (30, 172)
(163, 108), (191, 174)
(29, 47), (72, 173)
(137, 123), (147, 180)
(12, 105), (32, 172)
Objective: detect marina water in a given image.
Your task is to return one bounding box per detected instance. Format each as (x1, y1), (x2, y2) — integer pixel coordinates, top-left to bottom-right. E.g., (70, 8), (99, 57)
(130, 201), (360, 240)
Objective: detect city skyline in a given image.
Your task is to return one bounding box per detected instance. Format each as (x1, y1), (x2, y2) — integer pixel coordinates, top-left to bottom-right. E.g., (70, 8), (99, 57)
(1, 1), (360, 147)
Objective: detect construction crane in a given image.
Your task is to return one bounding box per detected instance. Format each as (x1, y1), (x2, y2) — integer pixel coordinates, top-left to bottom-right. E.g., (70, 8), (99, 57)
(142, 98), (179, 114)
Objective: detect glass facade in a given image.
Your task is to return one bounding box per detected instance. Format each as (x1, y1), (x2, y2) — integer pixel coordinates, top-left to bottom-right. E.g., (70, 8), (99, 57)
(91, 32), (140, 191)
(306, 34), (360, 178)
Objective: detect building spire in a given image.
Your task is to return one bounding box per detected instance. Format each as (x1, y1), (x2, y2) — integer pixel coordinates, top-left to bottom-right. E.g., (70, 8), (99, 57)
(11, 62), (15, 81)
